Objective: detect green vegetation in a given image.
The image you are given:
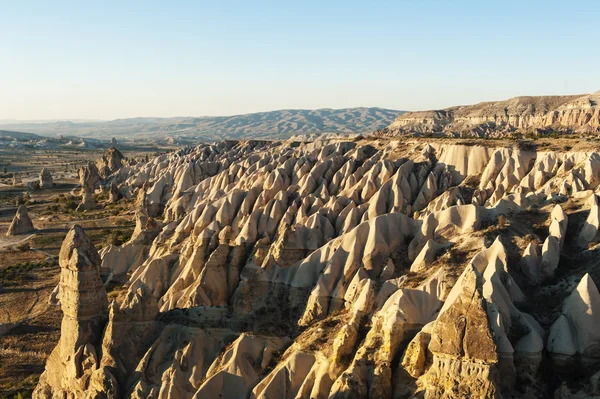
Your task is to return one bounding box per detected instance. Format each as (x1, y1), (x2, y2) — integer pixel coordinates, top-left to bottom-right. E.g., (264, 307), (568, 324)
(0, 259), (58, 281)
(102, 228), (133, 246)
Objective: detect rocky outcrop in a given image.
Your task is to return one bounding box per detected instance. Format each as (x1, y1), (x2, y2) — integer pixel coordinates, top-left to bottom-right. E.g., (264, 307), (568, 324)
(77, 162), (101, 211)
(34, 225), (110, 398)
(547, 274), (600, 357)
(108, 181), (121, 203)
(424, 266), (500, 399)
(6, 205), (34, 236)
(99, 208), (161, 283)
(578, 194), (600, 247)
(402, 238), (542, 399)
(380, 92), (600, 137)
(39, 167), (53, 189)
(97, 147), (126, 179)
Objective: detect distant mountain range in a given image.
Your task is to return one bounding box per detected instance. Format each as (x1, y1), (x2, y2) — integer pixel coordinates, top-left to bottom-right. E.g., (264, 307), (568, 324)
(0, 129), (45, 140)
(0, 108), (404, 141)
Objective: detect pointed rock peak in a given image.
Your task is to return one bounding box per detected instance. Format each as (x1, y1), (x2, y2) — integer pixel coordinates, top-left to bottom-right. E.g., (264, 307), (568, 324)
(575, 273), (600, 303)
(547, 314), (577, 356)
(6, 205), (34, 236)
(491, 235), (503, 247)
(421, 143), (435, 156)
(524, 240), (539, 254)
(470, 235), (507, 275)
(16, 204), (29, 217)
(429, 266), (498, 364)
(551, 204), (567, 221)
(118, 283), (158, 322)
(59, 225), (102, 271)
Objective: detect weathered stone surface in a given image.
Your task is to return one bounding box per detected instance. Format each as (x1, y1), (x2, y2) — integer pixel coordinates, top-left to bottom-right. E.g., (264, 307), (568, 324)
(108, 181), (121, 203)
(548, 274), (600, 357)
(381, 92), (600, 137)
(34, 225), (109, 398)
(97, 146), (126, 179)
(77, 162), (100, 211)
(6, 205), (34, 236)
(39, 167), (53, 189)
(429, 266), (497, 363)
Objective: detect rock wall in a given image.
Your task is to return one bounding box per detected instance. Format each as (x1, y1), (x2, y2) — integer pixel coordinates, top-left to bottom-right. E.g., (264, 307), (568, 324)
(381, 92), (600, 137)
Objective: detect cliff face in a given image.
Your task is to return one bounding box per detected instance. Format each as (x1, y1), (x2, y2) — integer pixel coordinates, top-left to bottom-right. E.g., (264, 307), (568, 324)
(381, 92), (600, 137)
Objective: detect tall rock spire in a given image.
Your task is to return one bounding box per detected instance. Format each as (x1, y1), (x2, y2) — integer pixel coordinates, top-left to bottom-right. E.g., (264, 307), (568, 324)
(34, 225), (110, 398)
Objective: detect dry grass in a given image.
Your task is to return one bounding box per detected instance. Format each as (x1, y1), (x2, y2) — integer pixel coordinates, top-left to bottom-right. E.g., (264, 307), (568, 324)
(0, 273), (61, 397)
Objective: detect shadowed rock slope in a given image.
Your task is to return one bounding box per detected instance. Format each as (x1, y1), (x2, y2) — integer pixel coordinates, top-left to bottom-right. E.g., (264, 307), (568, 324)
(34, 138), (600, 398)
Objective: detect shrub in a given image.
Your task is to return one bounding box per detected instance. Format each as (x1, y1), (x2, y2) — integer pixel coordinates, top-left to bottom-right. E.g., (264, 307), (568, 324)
(64, 199), (77, 211)
(16, 241), (31, 252)
(497, 215), (509, 229)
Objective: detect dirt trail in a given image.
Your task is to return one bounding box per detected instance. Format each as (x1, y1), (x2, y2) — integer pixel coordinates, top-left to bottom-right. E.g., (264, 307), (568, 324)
(0, 234), (36, 252)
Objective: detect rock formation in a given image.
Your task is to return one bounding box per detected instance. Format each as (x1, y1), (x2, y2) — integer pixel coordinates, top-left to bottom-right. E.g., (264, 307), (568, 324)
(34, 225), (110, 398)
(6, 205), (34, 236)
(77, 162), (100, 211)
(33, 139), (600, 398)
(108, 181), (121, 203)
(379, 92), (600, 137)
(39, 167), (53, 189)
(547, 273), (600, 357)
(97, 146), (126, 179)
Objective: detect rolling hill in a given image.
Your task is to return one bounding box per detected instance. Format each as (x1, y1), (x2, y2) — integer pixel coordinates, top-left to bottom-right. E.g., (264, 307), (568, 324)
(0, 107), (404, 140)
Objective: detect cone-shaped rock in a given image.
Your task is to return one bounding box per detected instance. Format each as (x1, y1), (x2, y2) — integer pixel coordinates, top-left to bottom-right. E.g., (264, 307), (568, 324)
(547, 273), (600, 357)
(424, 266), (500, 399)
(6, 205), (34, 236)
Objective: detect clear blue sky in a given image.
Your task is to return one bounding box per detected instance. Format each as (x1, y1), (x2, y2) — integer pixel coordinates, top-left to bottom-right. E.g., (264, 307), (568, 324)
(1, 0), (599, 120)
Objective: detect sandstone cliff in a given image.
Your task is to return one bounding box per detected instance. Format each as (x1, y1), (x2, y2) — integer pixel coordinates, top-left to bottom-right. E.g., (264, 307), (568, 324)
(379, 92), (600, 137)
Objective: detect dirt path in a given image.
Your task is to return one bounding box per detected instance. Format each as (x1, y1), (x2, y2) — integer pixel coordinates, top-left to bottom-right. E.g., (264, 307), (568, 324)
(0, 234), (36, 251)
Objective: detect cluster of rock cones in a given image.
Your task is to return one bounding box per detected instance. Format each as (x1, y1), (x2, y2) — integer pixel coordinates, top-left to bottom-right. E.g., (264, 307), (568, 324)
(32, 139), (600, 398)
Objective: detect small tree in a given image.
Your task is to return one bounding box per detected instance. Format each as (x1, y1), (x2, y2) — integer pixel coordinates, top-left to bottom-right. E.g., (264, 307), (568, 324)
(2, 166), (6, 174)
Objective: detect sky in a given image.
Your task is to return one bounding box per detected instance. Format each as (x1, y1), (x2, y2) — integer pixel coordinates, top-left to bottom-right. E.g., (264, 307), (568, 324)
(1, 0), (599, 120)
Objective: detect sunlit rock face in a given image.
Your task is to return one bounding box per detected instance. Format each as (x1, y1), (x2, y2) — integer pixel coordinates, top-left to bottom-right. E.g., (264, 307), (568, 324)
(39, 167), (53, 189)
(380, 92), (600, 137)
(34, 138), (600, 398)
(34, 225), (112, 399)
(77, 162), (101, 211)
(6, 204), (34, 236)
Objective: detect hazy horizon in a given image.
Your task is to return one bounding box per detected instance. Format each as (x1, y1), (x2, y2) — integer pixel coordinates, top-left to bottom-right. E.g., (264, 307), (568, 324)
(2, 1), (599, 120)
(0, 106), (402, 124)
